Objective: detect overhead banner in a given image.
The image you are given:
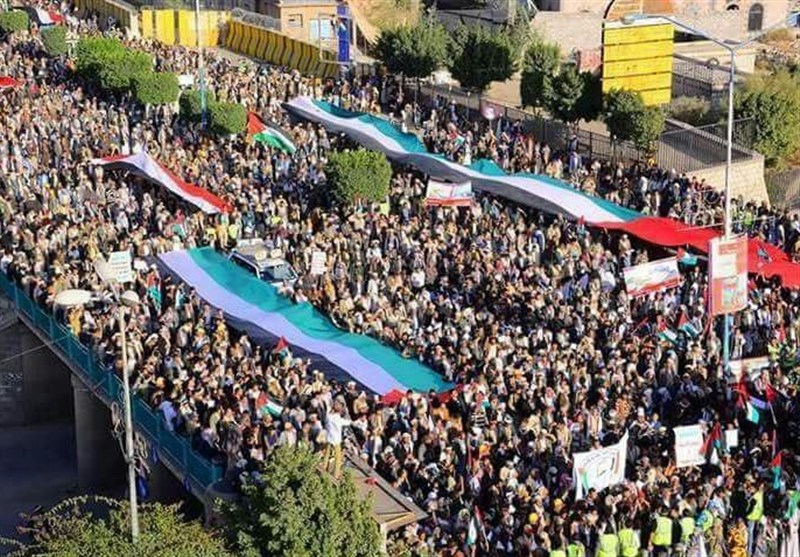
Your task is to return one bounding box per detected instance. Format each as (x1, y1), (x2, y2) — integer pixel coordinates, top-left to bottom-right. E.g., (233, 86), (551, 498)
(623, 257), (681, 297)
(709, 236), (748, 315)
(674, 425), (705, 468)
(573, 433), (628, 499)
(425, 180), (473, 207)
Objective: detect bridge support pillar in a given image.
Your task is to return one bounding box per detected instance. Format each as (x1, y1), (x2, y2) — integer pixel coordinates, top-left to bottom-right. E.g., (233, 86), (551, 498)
(71, 375), (124, 490)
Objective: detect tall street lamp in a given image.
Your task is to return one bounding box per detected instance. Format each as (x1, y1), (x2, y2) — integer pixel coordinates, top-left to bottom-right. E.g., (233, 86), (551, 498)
(195, 0), (207, 128)
(622, 9), (800, 376)
(54, 280), (142, 543)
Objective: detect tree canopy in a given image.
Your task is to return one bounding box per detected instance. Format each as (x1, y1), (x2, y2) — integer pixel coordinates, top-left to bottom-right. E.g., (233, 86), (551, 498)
(604, 89), (665, 151)
(1, 496), (232, 557)
(221, 446), (381, 557)
(326, 148), (392, 206)
(735, 70), (800, 168)
(448, 24), (520, 93)
(376, 13), (450, 79)
(520, 34), (561, 111)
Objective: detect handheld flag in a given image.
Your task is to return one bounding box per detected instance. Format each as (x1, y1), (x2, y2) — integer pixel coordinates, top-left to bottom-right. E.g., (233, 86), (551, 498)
(273, 336), (290, 355)
(772, 451), (782, 490)
(248, 112), (296, 154)
(745, 401), (761, 424)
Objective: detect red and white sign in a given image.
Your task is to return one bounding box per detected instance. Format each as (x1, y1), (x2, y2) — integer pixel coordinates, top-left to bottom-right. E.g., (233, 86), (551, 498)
(622, 257), (681, 297)
(425, 179), (473, 207)
(92, 152), (228, 214)
(709, 236), (748, 315)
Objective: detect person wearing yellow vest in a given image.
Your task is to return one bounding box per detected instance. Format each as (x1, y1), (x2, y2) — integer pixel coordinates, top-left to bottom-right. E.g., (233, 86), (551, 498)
(618, 527), (640, 557)
(550, 548), (567, 557)
(566, 541), (585, 557)
(596, 524), (619, 557)
(747, 485), (764, 555)
(677, 511), (697, 557)
(651, 510), (674, 557)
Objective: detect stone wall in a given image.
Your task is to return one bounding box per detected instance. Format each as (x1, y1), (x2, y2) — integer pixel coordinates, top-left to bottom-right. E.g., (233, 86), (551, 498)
(690, 155), (769, 205)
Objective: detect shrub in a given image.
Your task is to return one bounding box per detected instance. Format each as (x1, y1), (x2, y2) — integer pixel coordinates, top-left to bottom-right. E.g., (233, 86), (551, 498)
(179, 88), (216, 122)
(0, 11), (29, 34)
(326, 148), (392, 205)
(133, 71), (179, 105)
(668, 96), (718, 126)
(97, 48), (153, 92)
(209, 101), (247, 135)
(40, 25), (67, 56)
(75, 36), (124, 77)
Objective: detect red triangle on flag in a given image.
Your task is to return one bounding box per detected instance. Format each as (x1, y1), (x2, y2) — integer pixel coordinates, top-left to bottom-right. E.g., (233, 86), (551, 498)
(273, 336), (289, 353)
(771, 451), (782, 469)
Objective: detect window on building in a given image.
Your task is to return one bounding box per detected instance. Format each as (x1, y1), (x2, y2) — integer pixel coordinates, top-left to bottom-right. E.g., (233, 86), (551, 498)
(287, 14), (303, 28)
(309, 18), (335, 42)
(748, 3), (764, 31)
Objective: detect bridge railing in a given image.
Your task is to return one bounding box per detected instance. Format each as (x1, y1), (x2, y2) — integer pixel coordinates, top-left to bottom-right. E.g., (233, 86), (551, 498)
(0, 272), (224, 490)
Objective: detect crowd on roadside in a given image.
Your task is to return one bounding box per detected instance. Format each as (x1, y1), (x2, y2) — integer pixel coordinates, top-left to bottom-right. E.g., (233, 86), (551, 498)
(3, 8), (800, 556)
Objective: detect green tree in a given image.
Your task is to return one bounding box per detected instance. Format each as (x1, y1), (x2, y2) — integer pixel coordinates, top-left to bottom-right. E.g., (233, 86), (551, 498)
(76, 36), (125, 77)
(221, 446), (381, 557)
(133, 71), (180, 105)
(519, 34), (560, 111)
(0, 11), (30, 34)
(326, 148), (392, 205)
(376, 13), (450, 80)
(1, 496), (232, 556)
(180, 89), (216, 122)
(735, 71), (800, 167)
(576, 70), (603, 123)
(40, 25), (67, 56)
(209, 101), (248, 135)
(98, 49), (153, 92)
(604, 89), (665, 152)
(448, 24), (519, 93)
(545, 64), (584, 126)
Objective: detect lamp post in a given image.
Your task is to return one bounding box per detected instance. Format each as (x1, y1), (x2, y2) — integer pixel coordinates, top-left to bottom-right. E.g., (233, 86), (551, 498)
(195, 0), (207, 129)
(622, 10), (800, 377)
(55, 284), (142, 543)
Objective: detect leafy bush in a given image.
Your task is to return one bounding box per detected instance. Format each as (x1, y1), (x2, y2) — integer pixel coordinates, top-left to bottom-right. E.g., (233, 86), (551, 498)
(0, 11), (29, 34)
(76, 36), (124, 77)
(2, 496), (232, 556)
(667, 96), (718, 126)
(326, 148), (392, 205)
(133, 71), (179, 105)
(220, 447), (380, 557)
(98, 48), (152, 92)
(40, 25), (67, 56)
(209, 101), (247, 135)
(604, 89), (665, 152)
(735, 71), (800, 168)
(448, 23), (519, 92)
(180, 88), (216, 122)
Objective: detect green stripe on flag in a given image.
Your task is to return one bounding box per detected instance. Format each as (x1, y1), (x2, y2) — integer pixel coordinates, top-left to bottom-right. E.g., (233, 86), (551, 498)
(253, 127), (296, 154)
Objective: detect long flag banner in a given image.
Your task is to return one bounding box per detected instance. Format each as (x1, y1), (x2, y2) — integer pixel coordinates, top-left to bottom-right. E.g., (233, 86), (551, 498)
(623, 257), (681, 297)
(284, 97), (800, 289)
(92, 152), (228, 214)
(573, 433), (628, 499)
(247, 112), (296, 154)
(158, 248), (452, 396)
(425, 179), (473, 207)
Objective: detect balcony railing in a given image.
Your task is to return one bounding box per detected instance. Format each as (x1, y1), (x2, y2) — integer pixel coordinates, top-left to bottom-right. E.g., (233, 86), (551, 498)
(0, 273), (224, 490)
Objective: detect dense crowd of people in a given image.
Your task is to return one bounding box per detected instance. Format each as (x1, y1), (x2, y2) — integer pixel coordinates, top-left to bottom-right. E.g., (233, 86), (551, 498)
(4, 8), (800, 556)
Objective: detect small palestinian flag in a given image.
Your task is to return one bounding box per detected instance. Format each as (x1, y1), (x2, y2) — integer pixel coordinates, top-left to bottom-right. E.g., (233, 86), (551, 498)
(746, 401), (761, 424)
(272, 336), (290, 356)
(772, 451), (783, 490)
(248, 112), (296, 154)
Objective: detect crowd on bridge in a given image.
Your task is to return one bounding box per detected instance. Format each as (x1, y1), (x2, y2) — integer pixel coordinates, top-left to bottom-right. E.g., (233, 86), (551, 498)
(4, 6), (800, 556)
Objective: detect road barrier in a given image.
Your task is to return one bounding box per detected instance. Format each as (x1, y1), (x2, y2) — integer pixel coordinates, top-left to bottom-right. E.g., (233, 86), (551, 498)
(225, 18), (339, 78)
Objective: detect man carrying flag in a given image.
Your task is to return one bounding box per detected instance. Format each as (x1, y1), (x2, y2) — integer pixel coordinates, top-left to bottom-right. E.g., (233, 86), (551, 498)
(248, 112), (296, 154)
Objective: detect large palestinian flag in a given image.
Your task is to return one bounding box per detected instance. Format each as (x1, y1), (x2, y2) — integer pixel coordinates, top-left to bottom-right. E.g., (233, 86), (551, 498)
(248, 112), (296, 154)
(285, 97), (800, 288)
(159, 248), (452, 395)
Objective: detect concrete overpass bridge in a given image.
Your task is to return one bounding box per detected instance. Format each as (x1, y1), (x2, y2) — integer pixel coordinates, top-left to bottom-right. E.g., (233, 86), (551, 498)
(0, 271), (424, 542)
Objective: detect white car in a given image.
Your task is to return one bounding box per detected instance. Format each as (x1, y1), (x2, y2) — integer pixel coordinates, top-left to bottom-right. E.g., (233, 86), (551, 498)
(228, 240), (298, 286)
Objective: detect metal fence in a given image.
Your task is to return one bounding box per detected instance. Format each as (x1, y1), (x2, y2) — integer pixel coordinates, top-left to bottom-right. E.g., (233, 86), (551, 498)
(766, 168), (800, 211)
(0, 273), (224, 490)
(407, 81), (756, 172)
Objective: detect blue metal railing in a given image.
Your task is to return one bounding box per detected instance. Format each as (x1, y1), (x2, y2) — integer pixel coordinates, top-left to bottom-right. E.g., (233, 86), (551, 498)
(0, 273), (223, 490)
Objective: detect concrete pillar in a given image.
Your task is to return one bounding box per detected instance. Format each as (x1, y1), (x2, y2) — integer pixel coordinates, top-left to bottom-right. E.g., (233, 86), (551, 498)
(22, 324), (72, 425)
(71, 374), (125, 490)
